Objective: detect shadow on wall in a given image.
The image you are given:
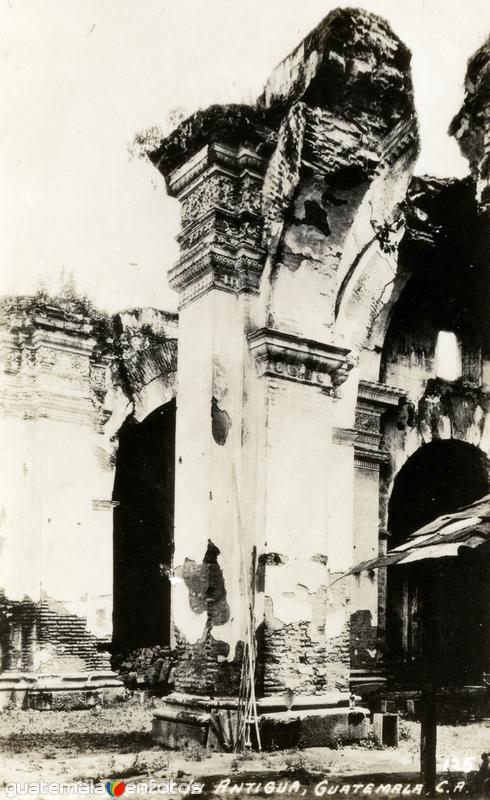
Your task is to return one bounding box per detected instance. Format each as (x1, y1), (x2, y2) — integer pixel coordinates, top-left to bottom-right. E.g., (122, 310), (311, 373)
(112, 398), (176, 653)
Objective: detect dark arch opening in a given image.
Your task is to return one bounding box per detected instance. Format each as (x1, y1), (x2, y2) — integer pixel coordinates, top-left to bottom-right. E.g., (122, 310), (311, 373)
(112, 398), (176, 652)
(387, 440), (490, 685)
(388, 439), (489, 548)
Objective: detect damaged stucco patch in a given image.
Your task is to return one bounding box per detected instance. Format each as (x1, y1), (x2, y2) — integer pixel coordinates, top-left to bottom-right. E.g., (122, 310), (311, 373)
(255, 553), (289, 593)
(211, 397), (232, 446)
(350, 609), (379, 668)
(254, 561), (351, 696)
(177, 540), (230, 627)
(257, 592), (350, 695)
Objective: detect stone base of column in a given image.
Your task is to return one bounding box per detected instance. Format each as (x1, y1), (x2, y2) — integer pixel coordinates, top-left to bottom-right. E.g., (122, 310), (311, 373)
(152, 693), (239, 751)
(0, 671), (124, 711)
(152, 692), (369, 751)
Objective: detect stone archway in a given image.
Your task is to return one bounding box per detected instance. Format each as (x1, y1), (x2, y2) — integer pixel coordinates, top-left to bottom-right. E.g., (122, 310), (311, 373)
(386, 440), (490, 685)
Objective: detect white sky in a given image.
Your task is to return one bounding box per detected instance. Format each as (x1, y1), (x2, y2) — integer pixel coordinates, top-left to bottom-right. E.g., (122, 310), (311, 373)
(1, 0), (489, 314)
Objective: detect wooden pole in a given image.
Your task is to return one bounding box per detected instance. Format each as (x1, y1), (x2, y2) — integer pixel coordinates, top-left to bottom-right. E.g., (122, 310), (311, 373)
(420, 566), (438, 796)
(232, 464), (261, 752)
(420, 682), (437, 795)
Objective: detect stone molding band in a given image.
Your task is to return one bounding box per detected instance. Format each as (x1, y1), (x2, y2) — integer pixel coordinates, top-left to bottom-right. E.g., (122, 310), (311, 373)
(247, 327), (352, 390)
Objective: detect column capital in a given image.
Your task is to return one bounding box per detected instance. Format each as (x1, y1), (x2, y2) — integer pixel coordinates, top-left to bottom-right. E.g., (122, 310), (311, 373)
(248, 327), (353, 391)
(162, 141), (270, 307)
(355, 380), (405, 469)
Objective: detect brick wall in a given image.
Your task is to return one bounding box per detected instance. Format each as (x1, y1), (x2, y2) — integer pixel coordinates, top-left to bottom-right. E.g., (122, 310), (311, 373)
(258, 618), (350, 696)
(0, 594), (110, 673)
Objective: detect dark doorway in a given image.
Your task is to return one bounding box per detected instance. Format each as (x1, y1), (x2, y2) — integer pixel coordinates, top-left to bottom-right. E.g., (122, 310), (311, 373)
(386, 440), (490, 685)
(112, 399), (176, 652)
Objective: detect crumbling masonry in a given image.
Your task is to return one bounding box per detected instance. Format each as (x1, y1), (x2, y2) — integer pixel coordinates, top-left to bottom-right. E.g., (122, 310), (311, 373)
(0, 8), (489, 743)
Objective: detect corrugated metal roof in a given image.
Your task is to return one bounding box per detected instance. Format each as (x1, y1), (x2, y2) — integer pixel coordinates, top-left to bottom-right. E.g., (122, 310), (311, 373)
(335, 493), (490, 582)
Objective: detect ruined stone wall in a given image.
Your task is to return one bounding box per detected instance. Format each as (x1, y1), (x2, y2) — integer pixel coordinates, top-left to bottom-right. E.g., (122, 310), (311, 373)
(146, 7), (420, 703)
(0, 295), (114, 673)
(450, 34), (490, 214)
(248, 13), (418, 695)
(343, 26), (490, 678)
(378, 173), (490, 526)
(167, 289), (249, 696)
(376, 37), (490, 472)
(0, 294), (178, 679)
(348, 53), (490, 679)
(251, 375), (345, 696)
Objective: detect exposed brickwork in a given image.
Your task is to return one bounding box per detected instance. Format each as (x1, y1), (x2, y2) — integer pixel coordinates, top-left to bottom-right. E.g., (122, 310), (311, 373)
(37, 600), (110, 671)
(172, 625), (243, 697)
(257, 618), (350, 696)
(256, 580), (351, 696)
(0, 593), (110, 673)
(0, 596), (37, 672)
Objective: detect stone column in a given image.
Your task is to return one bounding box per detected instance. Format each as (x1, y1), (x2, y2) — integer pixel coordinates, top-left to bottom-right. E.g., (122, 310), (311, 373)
(149, 139), (268, 729)
(350, 380), (405, 695)
(245, 332), (364, 747)
(248, 334), (351, 659)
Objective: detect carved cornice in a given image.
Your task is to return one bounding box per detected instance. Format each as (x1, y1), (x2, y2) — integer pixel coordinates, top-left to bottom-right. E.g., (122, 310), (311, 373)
(167, 143), (267, 198)
(161, 143), (269, 306)
(148, 104), (278, 180)
(169, 249), (264, 307)
(354, 380), (404, 469)
(248, 328), (352, 391)
(0, 389), (98, 426)
(178, 206), (263, 251)
(357, 379), (405, 407)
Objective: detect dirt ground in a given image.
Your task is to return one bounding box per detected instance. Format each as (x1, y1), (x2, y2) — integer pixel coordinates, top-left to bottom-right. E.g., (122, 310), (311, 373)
(1, 696), (489, 798)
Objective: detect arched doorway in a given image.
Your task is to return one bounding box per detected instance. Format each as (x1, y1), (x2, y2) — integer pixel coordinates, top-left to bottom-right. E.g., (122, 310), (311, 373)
(112, 399), (176, 652)
(386, 440), (490, 685)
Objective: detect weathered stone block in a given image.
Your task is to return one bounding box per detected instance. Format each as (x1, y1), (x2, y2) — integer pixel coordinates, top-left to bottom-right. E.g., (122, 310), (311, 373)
(258, 707), (369, 749)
